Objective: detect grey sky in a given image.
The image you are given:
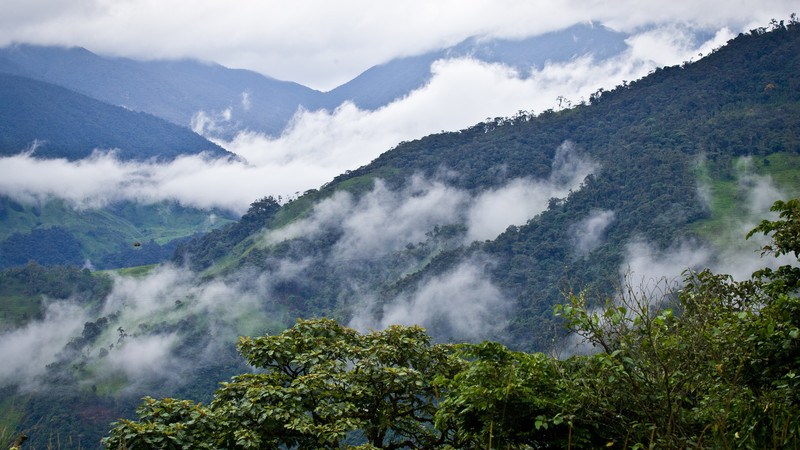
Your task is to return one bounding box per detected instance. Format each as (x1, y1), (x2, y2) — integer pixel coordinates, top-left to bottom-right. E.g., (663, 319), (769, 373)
(0, 0), (794, 90)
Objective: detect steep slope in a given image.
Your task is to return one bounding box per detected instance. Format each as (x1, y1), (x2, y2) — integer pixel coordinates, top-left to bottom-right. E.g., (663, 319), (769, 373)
(180, 22), (800, 349)
(0, 73), (230, 160)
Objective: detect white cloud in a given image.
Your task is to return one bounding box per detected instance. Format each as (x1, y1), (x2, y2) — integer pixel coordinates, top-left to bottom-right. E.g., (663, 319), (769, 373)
(571, 210), (615, 256)
(0, 1), (791, 90)
(1, 23), (707, 213)
(350, 258), (511, 340)
(332, 177), (468, 260)
(467, 142), (598, 242)
(106, 332), (179, 380)
(0, 301), (88, 388)
(623, 239), (713, 285)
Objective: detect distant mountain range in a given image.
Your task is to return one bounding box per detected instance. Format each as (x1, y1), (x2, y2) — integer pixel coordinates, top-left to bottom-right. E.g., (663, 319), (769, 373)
(0, 23), (631, 139)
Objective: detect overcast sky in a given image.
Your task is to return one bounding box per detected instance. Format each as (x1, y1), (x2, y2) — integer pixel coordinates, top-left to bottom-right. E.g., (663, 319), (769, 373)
(0, 0), (794, 90)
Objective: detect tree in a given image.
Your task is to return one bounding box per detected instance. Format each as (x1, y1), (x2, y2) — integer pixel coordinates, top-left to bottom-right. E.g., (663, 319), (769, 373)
(435, 341), (573, 449)
(547, 198), (800, 447)
(103, 318), (465, 449)
(746, 197), (800, 294)
(435, 197), (800, 449)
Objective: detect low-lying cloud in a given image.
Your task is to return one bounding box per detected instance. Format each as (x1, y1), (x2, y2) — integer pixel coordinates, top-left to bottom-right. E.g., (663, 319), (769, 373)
(623, 167), (797, 285)
(349, 257), (511, 341)
(571, 209), (615, 256)
(0, 301), (88, 388)
(0, 25), (729, 214)
(467, 141), (598, 242)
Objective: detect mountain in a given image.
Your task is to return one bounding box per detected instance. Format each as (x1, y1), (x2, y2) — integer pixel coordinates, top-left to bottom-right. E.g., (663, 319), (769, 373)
(0, 44), (321, 138)
(0, 23), (632, 138)
(175, 22), (800, 349)
(0, 73), (231, 160)
(324, 23), (629, 110)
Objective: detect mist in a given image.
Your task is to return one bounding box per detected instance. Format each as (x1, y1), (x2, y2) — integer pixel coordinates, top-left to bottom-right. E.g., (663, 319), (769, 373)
(349, 257), (511, 341)
(0, 25), (729, 214)
(0, 300), (88, 389)
(467, 141), (598, 242)
(571, 210), (616, 256)
(621, 167), (799, 300)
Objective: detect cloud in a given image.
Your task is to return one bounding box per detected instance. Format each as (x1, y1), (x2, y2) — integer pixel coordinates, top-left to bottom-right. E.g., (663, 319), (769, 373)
(331, 177), (469, 261)
(0, 300), (88, 388)
(265, 175), (469, 264)
(349, 258), (511, 341)
(571, 209), (615, 256)
(624, 164), (797, 284)
(263, 140), (597, 262)
(0, 1), (790, 90)
(734, 157), (787, 215)
(106, 332), (179, 381)
(102, 265), (268, 337)
(0, 261), (287, 391)
(467, 141), (597, 242)
(623, 239), (713, 285)
(0, 33), (657, 213)
(0, 21), (739, 213)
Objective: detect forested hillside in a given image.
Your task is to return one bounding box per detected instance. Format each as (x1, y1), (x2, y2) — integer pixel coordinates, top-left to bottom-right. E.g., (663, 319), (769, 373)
(177, 20), (800, 350)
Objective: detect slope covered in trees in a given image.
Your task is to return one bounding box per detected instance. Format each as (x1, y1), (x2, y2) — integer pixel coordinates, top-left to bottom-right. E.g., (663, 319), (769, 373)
(177, 20), (800, 350)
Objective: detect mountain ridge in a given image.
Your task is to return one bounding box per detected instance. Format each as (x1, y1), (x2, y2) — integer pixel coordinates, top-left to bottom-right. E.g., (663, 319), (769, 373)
(0, 72), (231, 161)
(0, 23), (633, 138)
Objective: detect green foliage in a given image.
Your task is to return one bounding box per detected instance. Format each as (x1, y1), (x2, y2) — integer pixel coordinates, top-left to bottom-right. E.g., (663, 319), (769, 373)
(436, 342), (571, 448)
(105, 319), (465, 449)
(173, 196), (280, 271)
(559, 199), (800, 447)
(0, 226), (83, 268)
(747, 197), (800, 293)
